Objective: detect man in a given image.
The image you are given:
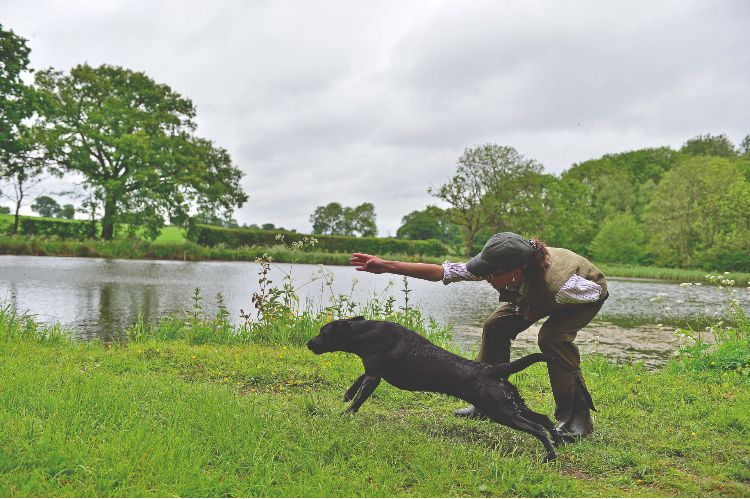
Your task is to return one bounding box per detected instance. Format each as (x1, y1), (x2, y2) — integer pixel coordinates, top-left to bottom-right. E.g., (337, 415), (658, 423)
(350, 232), (608, 441)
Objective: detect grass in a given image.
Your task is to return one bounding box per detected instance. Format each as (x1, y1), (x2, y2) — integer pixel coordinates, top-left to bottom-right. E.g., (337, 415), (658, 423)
(0, 286), (749, 496)
(3, 212), (750, 284)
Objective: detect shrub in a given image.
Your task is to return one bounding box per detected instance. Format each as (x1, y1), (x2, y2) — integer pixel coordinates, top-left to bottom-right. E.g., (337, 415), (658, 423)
(20, 218), (97, 240)
(186, 224), (448, 256)
(589, 213), (645, 264)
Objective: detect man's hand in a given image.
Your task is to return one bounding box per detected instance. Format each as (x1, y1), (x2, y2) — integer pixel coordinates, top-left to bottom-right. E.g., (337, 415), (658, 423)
(350, 253), (389, 274)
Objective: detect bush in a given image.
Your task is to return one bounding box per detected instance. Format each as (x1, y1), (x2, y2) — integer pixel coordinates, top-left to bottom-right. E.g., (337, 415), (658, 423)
(20, 218), (97, 240)
(186, 224), (448, 256)
(589, 213), (645, 264)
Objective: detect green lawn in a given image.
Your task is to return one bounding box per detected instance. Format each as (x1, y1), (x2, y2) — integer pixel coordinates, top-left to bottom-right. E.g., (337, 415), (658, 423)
(0, 334), (748, 496)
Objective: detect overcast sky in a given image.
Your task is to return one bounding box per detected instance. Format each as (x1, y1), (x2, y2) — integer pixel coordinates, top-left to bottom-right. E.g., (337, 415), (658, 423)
(2, 0), (749, 235)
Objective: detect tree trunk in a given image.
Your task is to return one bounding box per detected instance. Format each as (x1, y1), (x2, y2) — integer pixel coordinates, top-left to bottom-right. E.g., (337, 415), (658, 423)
(101, 194), (116, 241)
(12, 196), (22, 235)
(464, 228), (475, 258)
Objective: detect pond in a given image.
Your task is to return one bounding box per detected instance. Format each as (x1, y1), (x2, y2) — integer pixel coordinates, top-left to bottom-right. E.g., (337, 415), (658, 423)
(2, 255), (748, 367)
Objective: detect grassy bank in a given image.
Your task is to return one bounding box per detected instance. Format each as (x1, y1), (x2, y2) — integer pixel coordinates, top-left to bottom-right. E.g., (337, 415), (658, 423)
(1, 294), (749, 496)
(2, 234), (750, 286)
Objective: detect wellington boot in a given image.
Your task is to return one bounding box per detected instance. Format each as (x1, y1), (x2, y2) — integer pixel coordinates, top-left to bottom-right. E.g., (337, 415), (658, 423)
(555, 408), (594, 443)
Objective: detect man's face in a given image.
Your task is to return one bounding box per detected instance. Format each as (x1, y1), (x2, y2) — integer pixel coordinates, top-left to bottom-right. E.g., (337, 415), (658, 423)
(485, 269), (520, 290)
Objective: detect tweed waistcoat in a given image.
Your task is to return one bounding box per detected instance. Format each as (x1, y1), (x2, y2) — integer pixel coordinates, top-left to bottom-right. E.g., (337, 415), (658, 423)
(515, 247), (607, 315)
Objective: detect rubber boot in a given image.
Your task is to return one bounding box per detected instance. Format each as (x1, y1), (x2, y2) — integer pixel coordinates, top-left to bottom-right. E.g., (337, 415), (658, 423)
(555, 405), (594, 443)
(553, 376), (596, 443)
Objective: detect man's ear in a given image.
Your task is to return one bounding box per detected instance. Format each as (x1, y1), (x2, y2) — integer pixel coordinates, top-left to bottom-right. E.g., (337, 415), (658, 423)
(348, 316), (366, 321)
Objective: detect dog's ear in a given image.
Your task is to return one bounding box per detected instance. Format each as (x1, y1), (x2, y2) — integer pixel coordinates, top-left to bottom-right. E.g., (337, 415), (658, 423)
(348, 316), (366, 321)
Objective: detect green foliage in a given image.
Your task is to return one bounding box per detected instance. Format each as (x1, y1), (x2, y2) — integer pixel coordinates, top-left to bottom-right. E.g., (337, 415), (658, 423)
(671, 276), (750, 376)
(30, 195), (61, 218)
(19, 218), (97, 239)
(680, 133), (738, 158)
(0, 206), (9, 215)
(310, 201), (377, 237)
(589, 213), (645, 264)
(59, 203), (75, 219)
(187, 224), (447, 256)
(0, 23), (33, 157)
(396, 205), (462, 247)
(537, 177), (596, 256)
(645, 156), (750, 270)
(563, 147), (680, 226)
(34, 64), (247, 240)
(431, 144), (543, 257)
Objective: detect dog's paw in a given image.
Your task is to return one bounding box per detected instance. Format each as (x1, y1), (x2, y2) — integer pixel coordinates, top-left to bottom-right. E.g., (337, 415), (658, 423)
(542, 452), (557, 463)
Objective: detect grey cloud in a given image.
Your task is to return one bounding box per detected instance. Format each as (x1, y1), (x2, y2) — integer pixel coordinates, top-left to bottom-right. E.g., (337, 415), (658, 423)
(1, 0), (748, 235)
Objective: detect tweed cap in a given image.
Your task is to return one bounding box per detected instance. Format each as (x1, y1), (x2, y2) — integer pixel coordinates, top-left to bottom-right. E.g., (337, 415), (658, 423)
(466, 232), (534, 277)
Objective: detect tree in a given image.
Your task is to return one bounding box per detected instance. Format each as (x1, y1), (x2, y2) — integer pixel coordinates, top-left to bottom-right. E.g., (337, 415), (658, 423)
(588, 213), (645, 264)
(34, 64), (248, 240)
(430, 144), (543, 257)
(0, 206), (9, 214)
(343, 202), (377, 237)
(680, 133), (737, 158)
(397, 205), (462, 246)
(59, 203), (75, 219)
(739, 134), (750, 157)
(310, 202), (377, 236)
(0, 24), (47, 234)
(31, 195), (61, 217)
(644, 157), (750, 268)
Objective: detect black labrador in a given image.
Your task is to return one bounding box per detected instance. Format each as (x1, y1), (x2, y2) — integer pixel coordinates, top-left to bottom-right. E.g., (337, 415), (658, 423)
(307, 316), (562, 462)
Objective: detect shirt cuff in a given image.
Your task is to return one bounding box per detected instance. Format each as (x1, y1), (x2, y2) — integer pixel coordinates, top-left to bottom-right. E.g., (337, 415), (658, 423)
(441, 261), (482, 285)
(555, 274), (603, 304)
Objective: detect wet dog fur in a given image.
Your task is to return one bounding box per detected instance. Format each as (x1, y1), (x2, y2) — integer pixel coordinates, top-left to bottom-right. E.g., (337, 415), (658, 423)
(307, 317), (562, 462)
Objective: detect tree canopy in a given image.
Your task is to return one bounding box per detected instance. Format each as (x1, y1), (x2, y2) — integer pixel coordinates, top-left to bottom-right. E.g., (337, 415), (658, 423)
(430, 144), (543, 257)
(34, 64), (248, 240)
(31, 195), (61, 218)
(396, 205), (462, 248)
(310, 202), (377, 237)
(0, 24), (47, 234)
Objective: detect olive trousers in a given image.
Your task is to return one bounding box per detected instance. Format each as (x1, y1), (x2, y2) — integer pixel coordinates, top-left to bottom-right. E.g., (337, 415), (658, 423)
(477, 299), (605, 423)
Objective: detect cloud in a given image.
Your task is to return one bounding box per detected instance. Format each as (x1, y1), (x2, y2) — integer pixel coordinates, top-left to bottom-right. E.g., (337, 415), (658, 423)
(2, 0), (748, 234)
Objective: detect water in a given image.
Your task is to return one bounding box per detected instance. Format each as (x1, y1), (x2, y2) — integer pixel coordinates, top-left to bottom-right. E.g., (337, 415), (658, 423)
(2, 255), (748, 367)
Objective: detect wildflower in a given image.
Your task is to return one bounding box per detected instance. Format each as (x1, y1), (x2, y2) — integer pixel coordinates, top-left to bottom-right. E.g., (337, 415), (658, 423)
(192, 355), (197, 359)
(680, 283), (692, 287)
(691, 432), (696, 437)
(137, 348), (143, 354)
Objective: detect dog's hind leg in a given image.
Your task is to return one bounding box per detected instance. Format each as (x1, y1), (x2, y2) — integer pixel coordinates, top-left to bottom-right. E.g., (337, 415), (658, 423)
(490, 411), (558, 462)
(341, 375), (381, 415)
(344, 374), (366, 402)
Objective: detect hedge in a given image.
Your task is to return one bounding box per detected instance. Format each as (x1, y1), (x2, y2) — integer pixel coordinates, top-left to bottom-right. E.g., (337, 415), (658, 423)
(20, 218), (98, 240)
(186, 224), (448, 256)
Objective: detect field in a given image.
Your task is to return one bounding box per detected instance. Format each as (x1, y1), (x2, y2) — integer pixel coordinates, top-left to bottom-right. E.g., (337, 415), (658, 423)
(0, 297), (748, 497)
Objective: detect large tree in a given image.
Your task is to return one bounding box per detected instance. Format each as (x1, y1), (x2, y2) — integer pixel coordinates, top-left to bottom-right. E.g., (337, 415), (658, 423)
(680, 133), (737, 158)
(430, 144), (543, 257)
(34, 64), (248, 240)
(310, 201), (377, 237)
(396, 205), (461, 246)
(644, 156), (750, 269)
(31, 195), (61, 218)
(0, 24), (47, 234)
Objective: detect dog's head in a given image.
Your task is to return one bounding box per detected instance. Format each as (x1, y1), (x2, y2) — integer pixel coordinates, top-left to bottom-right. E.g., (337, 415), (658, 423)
(306, 316), (366, 355)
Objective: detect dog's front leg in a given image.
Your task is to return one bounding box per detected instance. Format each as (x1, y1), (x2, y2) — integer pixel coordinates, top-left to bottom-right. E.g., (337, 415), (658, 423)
(343, 374), (366, 402)
(341, 375), (381, 415)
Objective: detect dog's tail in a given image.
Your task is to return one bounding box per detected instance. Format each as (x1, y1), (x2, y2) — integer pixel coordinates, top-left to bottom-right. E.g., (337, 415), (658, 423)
(491, 353), (547, 378)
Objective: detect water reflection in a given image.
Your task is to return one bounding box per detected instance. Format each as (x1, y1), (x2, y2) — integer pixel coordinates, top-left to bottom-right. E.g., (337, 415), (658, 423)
(1, 255), (747, 367)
